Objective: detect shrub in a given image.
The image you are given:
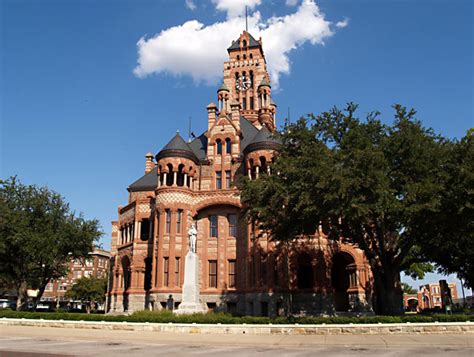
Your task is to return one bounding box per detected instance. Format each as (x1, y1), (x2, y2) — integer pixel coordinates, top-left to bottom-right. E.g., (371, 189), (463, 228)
(0, 310), (471, 324)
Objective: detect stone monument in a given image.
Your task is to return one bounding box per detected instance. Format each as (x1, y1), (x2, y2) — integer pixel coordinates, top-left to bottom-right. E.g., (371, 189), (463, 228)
(176, 223), (207, 314)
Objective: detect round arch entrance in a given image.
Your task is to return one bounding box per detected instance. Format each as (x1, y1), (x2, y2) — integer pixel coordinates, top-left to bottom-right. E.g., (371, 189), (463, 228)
(331, 252), (356, 312)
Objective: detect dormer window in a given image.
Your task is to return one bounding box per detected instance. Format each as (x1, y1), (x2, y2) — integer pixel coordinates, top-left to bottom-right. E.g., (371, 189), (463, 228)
(243, 40), (247, 47)
(216, 139), (222, 155)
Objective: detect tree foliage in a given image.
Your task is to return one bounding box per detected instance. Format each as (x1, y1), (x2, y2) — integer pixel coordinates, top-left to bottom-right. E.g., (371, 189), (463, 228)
(238, 104), (471, 315)
(65, 276), (107, 313)
(0, 177), (102, 310)
(401, 282), (417, 295)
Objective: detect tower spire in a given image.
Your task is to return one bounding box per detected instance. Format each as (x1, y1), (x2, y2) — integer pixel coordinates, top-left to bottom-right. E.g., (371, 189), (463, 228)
(245, 5), (248, 32)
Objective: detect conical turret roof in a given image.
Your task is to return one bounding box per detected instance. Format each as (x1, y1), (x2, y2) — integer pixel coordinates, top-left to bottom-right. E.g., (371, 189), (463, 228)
(244, 126), (281, 154)
(258, 77), (271, 88)
(217, 82), (229, 92)
(156, 132), (198, 163)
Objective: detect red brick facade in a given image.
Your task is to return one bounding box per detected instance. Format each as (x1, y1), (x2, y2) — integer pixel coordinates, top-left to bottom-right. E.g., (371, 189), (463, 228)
(107, 31), (372, 316)
(403, 282), (458, 312)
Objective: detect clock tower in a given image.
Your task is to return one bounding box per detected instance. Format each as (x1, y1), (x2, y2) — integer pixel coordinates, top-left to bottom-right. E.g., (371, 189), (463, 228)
(220, 31), (276, 131)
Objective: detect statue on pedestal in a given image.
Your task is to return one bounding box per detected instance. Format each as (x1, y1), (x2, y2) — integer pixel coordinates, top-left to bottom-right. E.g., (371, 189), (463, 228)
(188, 223), (197, 254)
(176, 220), (207, 314)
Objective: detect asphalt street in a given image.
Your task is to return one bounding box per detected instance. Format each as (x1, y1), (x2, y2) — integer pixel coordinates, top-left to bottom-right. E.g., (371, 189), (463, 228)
(0, 325), (473, 356)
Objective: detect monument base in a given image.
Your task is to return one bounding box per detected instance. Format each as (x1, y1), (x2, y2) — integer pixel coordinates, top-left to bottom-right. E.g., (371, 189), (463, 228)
(176, 251), (207, 315)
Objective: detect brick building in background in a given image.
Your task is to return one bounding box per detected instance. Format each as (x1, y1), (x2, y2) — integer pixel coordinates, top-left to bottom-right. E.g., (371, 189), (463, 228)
(41, 248), (111, 309)
(403, 281), (458, 312)
(107, 31), (372, 316)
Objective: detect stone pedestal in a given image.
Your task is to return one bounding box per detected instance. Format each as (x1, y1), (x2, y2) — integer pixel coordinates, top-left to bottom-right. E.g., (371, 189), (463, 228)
(176, 252), (207, 314)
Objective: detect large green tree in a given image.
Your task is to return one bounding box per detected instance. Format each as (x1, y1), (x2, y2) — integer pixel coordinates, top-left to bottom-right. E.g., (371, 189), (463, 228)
(65, 276), (107, 313)
(420, 129), (474, 288)
(0, 177), (102, 310)
(239, 104), (457, 315)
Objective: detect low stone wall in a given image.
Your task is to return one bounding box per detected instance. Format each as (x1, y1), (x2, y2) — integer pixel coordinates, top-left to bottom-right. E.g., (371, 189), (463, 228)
(1, 318), (473, 335)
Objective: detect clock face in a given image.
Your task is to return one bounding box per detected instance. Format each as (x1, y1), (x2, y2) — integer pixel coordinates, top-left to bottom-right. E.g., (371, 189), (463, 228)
(236, 75), (251, 91)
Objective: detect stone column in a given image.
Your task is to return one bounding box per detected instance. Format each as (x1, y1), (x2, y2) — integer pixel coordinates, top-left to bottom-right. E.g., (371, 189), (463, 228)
(184, 173), (188, 187)
(163, 172), (168, 186)
(255, 165), (260, 179)
(173, 171), (177, 186)
(248, 168), (252, 179)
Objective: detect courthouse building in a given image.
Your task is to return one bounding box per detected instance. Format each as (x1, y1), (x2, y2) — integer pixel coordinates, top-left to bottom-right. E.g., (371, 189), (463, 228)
(107, 31), (372, 315)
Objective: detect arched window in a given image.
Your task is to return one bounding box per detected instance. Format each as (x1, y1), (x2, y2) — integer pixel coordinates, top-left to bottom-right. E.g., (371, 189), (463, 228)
(243, 54), (247, 60)
(250, 53), (253, 59)
(242, 40), (247, 47)
(237, 55), (240, 61)
(225, 138), (231, 154)
(166, 164), (173, 186)
(260, 156), (267, 175)
(177, 164), (185, 187)
(216, 139), (222, 155)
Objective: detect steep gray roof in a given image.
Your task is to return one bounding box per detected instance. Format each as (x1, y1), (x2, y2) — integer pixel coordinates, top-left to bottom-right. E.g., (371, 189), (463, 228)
(239, 116), (259, 154)
(155, 132), (198, 163)
(188, 132), (208, 161)
(228, 32), (261, 51)
(244, 126), (281, 154)
(128, 167), (157, 192)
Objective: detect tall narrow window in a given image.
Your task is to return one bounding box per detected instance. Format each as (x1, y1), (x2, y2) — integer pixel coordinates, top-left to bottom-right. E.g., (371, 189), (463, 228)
(216, 172), (222, 189)
(163, 257), (169, 286)
(210, 215), (218, 238)
(176, 209), (182, 234)
(228, 214), (237, 237)
(242, 98), (247, 110)
(209, 260), (217, 288)
(165, 209), (171, 234)
(216, 139), (222, 155)
(250, 96), (254, 110)
(225, 138), (231, 154)
(225, 170), (232, 189)
(140, 219), (150, 241)
(228, 260), (236, 288)
(175, 257), (180, 286)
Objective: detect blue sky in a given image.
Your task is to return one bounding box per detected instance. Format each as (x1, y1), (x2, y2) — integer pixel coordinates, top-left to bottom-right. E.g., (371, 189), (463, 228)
(1, 0), (472, 295)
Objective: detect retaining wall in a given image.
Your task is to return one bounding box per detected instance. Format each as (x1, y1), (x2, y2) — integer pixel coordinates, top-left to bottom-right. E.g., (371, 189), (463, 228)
(1, 318), (473, 335)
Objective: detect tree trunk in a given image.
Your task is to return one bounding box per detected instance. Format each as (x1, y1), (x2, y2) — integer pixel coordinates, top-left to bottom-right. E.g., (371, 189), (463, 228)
(15, 281), (28, 311)
(371, 265), (404, 315)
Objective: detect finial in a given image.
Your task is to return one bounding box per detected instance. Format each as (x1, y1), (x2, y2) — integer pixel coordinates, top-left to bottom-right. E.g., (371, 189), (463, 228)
(176, 129), (180, 134)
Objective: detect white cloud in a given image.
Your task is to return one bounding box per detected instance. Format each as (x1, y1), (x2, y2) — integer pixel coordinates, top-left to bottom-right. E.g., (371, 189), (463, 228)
(285, 0), (299, 6)
(335, 18), (349, 28)
(212, 0), (262, 18)
(185, 0), (196, 11)
(134, 0), (338, 87)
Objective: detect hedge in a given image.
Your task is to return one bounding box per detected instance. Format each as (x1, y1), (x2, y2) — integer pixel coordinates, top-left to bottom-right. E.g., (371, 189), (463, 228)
(0, 309), (471, 324)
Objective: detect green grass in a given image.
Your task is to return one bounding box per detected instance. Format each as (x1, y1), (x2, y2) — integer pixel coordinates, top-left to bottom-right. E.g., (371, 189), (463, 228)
(0, 309), (471, 324)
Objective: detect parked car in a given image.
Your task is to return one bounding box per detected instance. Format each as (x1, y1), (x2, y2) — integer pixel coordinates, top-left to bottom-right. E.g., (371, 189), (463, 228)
(0, 299), (16, 309)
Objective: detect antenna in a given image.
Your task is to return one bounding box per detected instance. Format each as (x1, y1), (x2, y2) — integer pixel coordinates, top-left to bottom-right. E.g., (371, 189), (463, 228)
(188, 116), (192, 142)
(287, 107), (291, 124)
(245, 5), (248, 32)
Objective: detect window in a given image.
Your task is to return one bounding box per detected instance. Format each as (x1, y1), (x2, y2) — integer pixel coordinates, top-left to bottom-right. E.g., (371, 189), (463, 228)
(225, 170), (232, 189)
(141, 219), (150, 241)
(175, 258), (180, 286)
(228, 214), (237, 237)
(228, 260), (236, 288)
(216, 172), (222, 189)
(216, 139), (222, 155)
(163, 257), (169, 286)
(45, 283), (53, 291)
(176, 210), (182, 234)
(225, 138), (231, 154)
(209, 260), (217, 288)
(250, 96), (254, 110)
(243, 40), (247, 47)
(165, 209), (171, 234)
(242, 98), (247, 110)
(209, 215), (218, 238)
